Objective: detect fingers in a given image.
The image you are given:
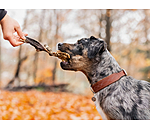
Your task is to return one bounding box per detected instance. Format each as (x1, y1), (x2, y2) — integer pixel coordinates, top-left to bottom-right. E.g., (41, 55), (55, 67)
(8, 38), (22, 47)
(0, 14), (28, 47)
(15, 24), (26, 40)
(4, 33), (27, 47)
(6, 32), (28, 47)
(6, 34), (24, 47)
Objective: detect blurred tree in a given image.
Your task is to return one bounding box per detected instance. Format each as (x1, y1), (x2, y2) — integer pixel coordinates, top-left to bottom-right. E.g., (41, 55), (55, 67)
(76, 9), (112, 51)
(6, 10), (30, 88)
(111, 9), (150, 79)
(52, 9), (71, 84)
(105, 9), (112, 51)
(138, 9), (150, 81)
(144, 9), (150, 44)
(3, 9), (150, 90)
(52, 9), (60, 84)
(33, 9), (46, 83)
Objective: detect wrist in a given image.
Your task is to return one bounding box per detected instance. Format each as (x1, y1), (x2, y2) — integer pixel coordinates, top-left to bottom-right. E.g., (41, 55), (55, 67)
(0, 9), (7, 23)
(0, 14), (8, 24)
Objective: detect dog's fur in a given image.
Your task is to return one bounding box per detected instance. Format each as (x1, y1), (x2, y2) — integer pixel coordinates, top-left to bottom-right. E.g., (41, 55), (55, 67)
(58, 36), (150, 120)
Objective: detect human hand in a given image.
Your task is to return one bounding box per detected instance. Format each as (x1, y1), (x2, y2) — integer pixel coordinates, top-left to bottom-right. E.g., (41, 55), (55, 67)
(0, 14), (28, 47)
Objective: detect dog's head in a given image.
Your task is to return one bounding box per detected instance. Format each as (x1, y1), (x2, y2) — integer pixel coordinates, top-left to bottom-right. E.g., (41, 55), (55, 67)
(58, 36), (107, 72)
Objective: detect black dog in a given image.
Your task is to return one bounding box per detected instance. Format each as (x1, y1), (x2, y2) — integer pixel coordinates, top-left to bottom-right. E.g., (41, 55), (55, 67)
(58, 36), (150, 120)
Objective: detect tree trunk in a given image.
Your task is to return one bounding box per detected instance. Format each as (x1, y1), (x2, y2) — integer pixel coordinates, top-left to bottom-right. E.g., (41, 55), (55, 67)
(33, 9), (46, 83)
(52, 9), (59, 85)
(6, 9), (30, 88)
(105, 9), (112, 52)
(144, 9), (149, 44)
(7, 53), (28, 88)
(98, 10), (103, 38)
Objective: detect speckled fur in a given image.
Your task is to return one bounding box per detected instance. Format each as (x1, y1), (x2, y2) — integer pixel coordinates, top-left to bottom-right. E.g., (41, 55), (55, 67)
(58, 36), (150, 120)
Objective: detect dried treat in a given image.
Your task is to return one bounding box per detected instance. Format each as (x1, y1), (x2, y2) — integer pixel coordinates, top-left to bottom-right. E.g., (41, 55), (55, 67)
(52, 51), (70, 61)
(21, 36), (70, 61)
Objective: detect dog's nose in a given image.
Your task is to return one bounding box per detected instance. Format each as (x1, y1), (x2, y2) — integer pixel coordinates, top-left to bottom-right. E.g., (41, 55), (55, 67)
(58, 43), (63, 48)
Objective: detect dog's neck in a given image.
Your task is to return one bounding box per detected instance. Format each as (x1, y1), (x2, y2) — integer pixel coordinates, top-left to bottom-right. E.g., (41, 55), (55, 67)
(85, 49), (122, 85)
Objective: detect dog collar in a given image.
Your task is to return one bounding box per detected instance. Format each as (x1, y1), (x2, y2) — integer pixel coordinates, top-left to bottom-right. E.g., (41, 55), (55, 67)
(90, 69), (127, 94)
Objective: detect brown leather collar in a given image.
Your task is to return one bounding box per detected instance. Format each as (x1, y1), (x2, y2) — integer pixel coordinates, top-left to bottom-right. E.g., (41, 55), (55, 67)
(91, 69), (127, 93)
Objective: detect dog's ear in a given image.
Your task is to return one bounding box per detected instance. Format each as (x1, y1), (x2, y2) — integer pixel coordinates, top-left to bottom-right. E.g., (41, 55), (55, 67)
(90, 36), (97, 41)
(88, 36), (107, 59)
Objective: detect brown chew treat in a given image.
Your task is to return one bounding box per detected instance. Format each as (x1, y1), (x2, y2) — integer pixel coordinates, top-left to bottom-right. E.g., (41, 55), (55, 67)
(53, 51), (70, 61)
(20, 36), (70, 61)
(44, 45), (70, 61)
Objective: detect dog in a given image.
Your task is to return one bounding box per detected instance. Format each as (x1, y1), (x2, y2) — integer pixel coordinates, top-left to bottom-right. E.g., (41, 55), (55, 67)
(58, 36), (150, 120)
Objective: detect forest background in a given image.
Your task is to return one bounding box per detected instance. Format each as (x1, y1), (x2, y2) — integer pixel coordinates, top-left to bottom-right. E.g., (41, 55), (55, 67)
(1, 9), (150, 120)
(1, 9), (150, 91)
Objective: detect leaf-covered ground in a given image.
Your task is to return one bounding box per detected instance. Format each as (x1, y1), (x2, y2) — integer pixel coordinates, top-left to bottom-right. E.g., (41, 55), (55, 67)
(0, 90), (102, 120)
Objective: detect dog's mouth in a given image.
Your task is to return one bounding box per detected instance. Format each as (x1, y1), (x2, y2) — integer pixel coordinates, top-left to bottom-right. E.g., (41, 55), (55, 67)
(55, 50), (70, 61)
(56, 49), (73, 70)
(56, 49), (70, 62)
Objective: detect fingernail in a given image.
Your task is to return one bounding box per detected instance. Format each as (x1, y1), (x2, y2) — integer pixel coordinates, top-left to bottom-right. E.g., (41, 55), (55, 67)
(22, 36), (26, 40)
